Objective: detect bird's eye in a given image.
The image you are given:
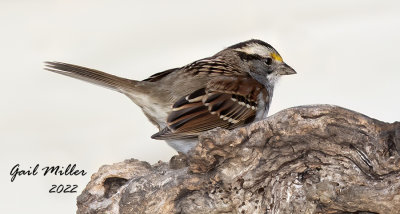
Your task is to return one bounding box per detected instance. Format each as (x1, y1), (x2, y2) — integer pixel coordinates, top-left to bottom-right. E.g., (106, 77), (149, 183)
(265, 57), (272, 66)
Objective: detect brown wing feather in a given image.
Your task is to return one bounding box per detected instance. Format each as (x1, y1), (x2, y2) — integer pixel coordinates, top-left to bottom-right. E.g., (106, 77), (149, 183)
(145, 56), (244, 83)
(152, 76), (265, 140)
(142, 68), (178, 82)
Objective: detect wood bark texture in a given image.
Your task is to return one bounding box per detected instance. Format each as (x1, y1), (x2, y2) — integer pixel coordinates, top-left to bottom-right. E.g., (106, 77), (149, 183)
(77, 105), (400, 214)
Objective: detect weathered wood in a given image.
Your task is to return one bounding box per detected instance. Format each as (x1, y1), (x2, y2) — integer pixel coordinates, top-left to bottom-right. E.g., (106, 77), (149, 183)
(77, 105), (400, 214)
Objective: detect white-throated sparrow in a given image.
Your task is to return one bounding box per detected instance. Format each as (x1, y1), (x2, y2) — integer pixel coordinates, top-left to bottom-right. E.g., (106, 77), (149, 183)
(45, 39), (296, 153)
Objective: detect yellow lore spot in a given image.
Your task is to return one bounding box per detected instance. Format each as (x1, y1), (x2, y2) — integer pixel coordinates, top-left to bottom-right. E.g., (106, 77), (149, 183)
(271, 52), (283, 62)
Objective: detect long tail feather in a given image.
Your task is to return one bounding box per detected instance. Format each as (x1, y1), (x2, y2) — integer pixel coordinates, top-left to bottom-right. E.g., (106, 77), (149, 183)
(45, 61), (136, 93)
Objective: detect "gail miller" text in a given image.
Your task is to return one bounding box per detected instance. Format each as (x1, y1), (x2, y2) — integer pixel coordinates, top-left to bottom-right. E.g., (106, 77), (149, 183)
(10, 164), (87, 182)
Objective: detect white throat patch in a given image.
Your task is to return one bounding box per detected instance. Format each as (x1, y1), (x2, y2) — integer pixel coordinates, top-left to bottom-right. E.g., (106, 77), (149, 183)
(267, 73), (280, 87)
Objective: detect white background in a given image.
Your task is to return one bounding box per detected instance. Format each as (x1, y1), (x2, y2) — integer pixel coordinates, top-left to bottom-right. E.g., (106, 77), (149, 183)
(1, 0), (399, 213)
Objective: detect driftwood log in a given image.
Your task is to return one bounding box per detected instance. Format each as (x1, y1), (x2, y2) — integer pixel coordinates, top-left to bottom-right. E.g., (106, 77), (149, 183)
(77, 105), (400, 214)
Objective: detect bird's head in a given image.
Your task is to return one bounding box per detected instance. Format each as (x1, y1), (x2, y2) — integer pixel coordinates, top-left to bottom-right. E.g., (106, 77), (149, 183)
(222, 39), (296, 88)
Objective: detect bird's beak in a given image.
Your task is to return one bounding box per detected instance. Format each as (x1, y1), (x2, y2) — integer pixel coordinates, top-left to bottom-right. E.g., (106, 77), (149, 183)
(277, 63), (296, 75)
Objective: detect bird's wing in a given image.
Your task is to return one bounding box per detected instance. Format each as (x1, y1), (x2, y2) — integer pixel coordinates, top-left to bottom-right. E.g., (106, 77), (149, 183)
(142, 68), (179, 82)
(151, 76), (266, 140)
(143, 56), (243, 83)
(182, 57), (244, 76)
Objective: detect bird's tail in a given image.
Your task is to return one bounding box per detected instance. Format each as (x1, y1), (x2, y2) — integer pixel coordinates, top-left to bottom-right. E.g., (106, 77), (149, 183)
(45, 61), (137, 93)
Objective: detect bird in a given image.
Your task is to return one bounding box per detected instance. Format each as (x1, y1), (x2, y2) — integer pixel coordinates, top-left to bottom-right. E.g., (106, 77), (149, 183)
(45, 39), (296, 154)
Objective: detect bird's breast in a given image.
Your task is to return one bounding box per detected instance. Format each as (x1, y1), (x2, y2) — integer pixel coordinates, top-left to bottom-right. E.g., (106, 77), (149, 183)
(254, 90), (271, 122)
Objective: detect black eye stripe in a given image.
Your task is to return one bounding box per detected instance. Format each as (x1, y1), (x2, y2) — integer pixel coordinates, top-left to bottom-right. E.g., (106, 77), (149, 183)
(236, 51), (264, 61)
